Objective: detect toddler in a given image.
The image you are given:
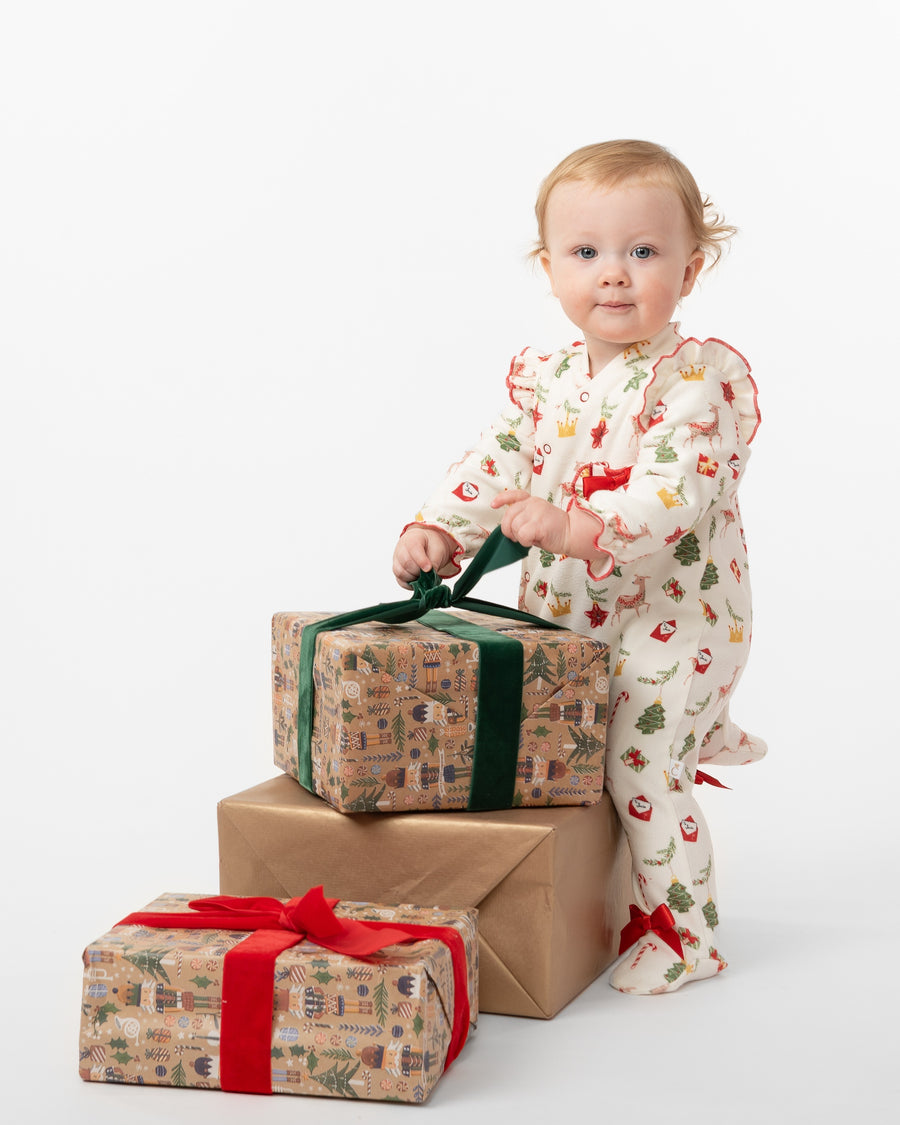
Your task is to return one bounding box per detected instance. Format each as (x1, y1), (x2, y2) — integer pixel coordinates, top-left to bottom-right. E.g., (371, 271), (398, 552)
(392, 140), (765, 995)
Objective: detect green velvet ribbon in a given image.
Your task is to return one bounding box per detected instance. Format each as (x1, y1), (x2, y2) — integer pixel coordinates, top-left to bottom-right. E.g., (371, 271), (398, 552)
(295, 527), (556, 811)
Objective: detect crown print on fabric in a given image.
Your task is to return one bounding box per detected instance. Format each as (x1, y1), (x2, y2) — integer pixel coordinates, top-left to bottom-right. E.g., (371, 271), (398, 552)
(556, 400), (580, 437)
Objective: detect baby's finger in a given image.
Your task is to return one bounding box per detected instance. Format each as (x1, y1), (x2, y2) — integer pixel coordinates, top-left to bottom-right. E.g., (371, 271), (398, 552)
(393, 544), (423, 585)
(491, 489), (530, 509)
(407, 539), (435, 573)
(392, 560), (415, 588)
(508, 518), (539, 548)
(500, 504), (533, 545)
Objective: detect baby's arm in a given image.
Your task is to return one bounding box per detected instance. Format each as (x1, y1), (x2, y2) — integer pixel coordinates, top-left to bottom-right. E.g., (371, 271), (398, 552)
(392, 525), (458, 589)
(393, 353), (541, 586)
(491, 490), (607, 565)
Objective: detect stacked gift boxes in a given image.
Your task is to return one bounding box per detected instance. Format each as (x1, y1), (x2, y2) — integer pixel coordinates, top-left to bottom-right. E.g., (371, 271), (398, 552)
(80, 532), (632, 1102)
(217, 774), (631, 1021)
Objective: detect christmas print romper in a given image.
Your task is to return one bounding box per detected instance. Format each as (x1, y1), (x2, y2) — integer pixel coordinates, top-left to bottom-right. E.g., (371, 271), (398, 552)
(410, 322), (766, 993)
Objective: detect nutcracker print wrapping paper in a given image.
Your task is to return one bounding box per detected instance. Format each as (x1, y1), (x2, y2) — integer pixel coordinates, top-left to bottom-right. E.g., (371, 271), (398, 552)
(79, 890), (478, 1104)
(272, 607), (609, 813)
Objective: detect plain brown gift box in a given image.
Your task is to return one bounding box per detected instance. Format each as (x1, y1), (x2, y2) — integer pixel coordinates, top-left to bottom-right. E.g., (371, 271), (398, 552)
(217, 774), (632, 1019)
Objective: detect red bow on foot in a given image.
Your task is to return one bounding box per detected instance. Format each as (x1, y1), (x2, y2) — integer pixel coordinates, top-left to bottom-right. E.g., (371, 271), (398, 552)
(618, 903), (684, 958)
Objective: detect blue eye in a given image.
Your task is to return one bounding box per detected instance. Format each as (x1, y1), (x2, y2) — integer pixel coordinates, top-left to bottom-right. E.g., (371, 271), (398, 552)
(576, 247), (597, 260)
(632, 246), (654, 260)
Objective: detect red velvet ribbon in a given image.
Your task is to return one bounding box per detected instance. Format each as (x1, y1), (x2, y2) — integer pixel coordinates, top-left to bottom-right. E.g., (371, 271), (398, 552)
(695, 768), (730, 789)
(117, 886), (471, 1095)
(618, 903), (684, 959)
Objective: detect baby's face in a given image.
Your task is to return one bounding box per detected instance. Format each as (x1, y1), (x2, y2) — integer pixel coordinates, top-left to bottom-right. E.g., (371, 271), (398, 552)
(540, 179), (704, 373)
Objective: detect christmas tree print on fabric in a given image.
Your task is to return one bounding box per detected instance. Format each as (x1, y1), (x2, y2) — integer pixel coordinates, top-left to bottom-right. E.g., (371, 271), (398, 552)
(634, 663), (679, 735)
(673, 531), (701, 566)
(700, 557), (719, 590)
(691, 856), (720, 931)
(643, 836), (696, 915)
(635, 699), (666, 735)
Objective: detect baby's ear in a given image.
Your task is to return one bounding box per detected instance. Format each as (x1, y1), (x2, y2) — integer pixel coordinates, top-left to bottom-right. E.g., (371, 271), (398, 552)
(539, 250), (558, 297)
(681, 251), (705, 297)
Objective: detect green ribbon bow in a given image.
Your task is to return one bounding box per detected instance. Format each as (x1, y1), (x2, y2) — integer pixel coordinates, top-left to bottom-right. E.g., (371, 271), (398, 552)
(295, 527), (557, 811)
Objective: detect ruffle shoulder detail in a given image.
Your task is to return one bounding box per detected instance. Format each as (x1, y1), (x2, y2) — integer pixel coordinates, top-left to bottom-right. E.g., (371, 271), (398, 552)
(640, 337), (761, 445)
(505, 344), (583, 416)
(505, 347), (539, 414)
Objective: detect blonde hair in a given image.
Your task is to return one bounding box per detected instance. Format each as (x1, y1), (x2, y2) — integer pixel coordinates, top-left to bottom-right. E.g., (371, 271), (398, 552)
(532, 140), (736, 269)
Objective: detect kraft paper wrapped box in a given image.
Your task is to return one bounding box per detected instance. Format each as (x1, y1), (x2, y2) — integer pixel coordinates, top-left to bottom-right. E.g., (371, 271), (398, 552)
(217, 775), (631, 1019)
(273, 606), (609, 814)
(273, 527), (610, 815)
(79, 889), (477, 1104)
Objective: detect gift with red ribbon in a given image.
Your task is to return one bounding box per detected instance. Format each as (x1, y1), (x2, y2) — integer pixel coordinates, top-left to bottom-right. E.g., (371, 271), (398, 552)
(80, 887), (477, 1103)
(618, 903), (684, 959)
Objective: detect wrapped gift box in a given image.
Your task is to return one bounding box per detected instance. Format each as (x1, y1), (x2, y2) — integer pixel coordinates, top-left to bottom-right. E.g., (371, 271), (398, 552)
(79, 889), (477, 1104)
(273, 607), (609, 813)
(218, 775), (631, 1019)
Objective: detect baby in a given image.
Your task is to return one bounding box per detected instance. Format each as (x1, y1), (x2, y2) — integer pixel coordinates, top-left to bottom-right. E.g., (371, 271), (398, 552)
(393, 140), (765, 994)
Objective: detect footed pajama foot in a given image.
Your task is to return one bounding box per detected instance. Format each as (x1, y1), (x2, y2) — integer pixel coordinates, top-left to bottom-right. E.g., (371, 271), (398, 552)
(609, 903), (727, 995)
(610, 939), (726, 994)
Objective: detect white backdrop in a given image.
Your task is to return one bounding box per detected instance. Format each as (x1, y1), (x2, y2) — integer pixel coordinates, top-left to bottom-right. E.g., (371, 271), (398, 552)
(2, 1), (896, 1120)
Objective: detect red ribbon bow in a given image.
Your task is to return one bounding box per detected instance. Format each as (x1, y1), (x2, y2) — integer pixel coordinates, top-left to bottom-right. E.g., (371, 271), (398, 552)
(618, 903), (684, 959)
(117, 886), (471, 1095)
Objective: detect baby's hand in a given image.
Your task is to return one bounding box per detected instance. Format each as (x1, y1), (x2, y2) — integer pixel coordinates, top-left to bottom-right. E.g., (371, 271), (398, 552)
(492, 490), (603, 561)
(392, 526), (457, 589)
(491, 490), (570, 554)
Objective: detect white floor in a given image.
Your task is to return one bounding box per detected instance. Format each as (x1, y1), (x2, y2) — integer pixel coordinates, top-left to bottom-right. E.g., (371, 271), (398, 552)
(9, 919), (894, 1124)
(6, 760), (897, 1124)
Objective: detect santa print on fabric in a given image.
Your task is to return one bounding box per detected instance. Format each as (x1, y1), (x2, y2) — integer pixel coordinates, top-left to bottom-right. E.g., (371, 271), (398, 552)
(452, 481), (479, 502)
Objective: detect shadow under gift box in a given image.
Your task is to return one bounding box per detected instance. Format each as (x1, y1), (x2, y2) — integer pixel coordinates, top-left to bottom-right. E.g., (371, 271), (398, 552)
(218, 775), (631, 1019)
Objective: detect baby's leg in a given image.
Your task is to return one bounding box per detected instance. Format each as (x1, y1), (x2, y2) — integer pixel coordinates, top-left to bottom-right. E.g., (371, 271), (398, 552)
(604, 681), (727, 994)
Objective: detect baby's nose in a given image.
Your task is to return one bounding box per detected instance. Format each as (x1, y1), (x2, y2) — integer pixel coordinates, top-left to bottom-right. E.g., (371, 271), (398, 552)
(597, 257), (628, 285)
